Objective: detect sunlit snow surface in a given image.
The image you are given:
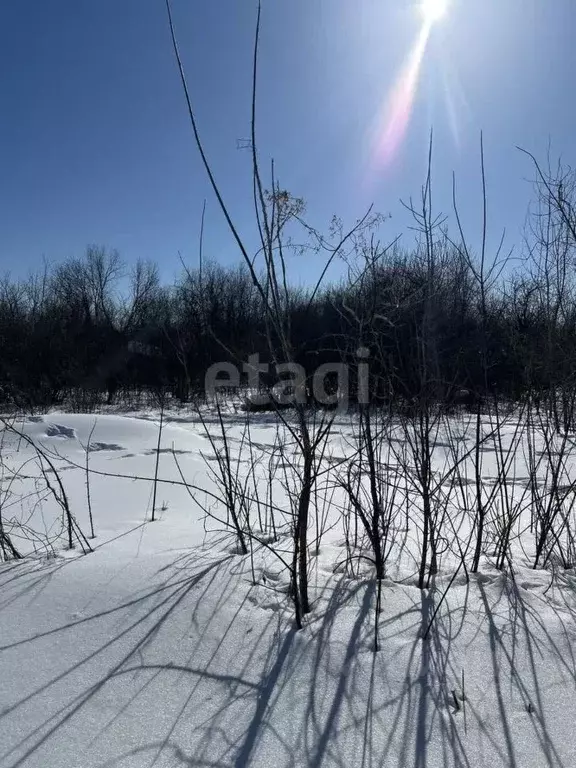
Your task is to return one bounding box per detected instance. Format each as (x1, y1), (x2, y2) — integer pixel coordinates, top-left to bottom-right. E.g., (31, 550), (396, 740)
(0, 409), (575, 768)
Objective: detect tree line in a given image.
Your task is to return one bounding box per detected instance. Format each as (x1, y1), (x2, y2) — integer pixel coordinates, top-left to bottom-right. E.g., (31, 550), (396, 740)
(1, 163), (575, 419)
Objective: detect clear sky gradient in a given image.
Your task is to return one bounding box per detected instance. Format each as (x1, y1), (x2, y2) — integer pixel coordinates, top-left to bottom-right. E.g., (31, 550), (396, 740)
(1, 0), (574, 284)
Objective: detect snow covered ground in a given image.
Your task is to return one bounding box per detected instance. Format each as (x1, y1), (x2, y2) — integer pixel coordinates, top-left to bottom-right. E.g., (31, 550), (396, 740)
(1, 410), (576, 767)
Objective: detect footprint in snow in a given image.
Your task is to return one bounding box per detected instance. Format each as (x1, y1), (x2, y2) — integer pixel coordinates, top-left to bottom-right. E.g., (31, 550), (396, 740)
(89, 442), (124, 452)
(45, 423), (76, 439)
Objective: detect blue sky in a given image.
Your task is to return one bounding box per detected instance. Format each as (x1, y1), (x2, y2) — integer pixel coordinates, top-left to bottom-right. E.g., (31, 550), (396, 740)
(1, 0), (574, 285)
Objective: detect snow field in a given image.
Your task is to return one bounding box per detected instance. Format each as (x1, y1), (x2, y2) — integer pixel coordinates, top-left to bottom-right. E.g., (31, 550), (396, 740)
(0, 408), (575, 767)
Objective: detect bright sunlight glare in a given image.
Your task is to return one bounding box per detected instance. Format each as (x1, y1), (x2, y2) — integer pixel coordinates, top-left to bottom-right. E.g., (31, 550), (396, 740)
(368, 0), (451, 177)
(420, 0), (449, 24)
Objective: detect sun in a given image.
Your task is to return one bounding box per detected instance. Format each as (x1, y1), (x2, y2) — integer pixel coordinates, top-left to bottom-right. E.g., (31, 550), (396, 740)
(420, 0), (449, 24)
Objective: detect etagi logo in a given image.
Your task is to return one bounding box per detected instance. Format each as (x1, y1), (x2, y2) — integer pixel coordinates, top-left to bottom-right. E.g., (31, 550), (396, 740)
(205, 348), (371, 410)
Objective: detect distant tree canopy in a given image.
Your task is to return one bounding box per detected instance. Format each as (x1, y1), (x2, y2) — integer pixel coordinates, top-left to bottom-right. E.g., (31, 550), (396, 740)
(0, 215), (575, 415)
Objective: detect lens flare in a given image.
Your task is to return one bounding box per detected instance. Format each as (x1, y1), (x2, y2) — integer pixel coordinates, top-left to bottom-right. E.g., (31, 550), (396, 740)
(372, 24), (431, 169)
(368, 1), (450, 174)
